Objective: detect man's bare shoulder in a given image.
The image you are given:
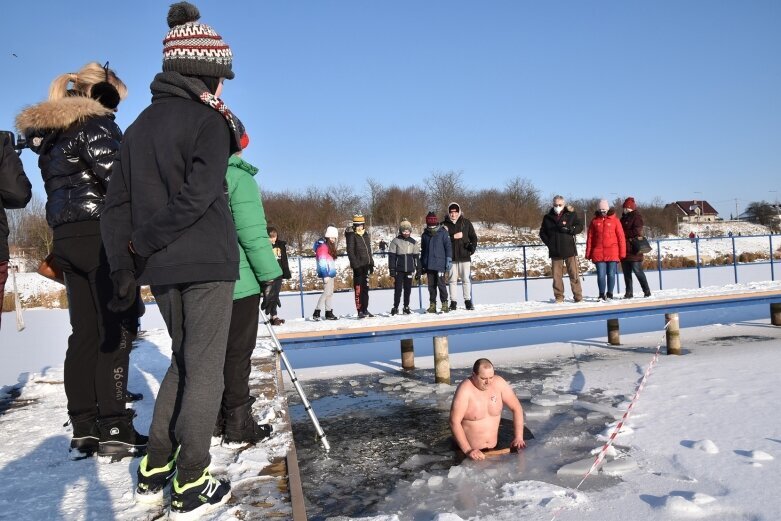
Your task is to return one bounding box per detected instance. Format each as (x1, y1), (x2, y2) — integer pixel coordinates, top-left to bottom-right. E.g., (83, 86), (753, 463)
(493, 375), (510, 388)
(454, 378), (477, 397)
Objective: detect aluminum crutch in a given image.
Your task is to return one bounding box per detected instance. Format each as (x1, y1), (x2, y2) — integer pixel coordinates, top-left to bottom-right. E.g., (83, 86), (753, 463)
(262, 312), (330, 452)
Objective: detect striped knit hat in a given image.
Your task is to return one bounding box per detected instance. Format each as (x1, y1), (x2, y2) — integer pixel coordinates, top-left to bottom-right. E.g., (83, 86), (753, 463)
(163, 2), (234, 80)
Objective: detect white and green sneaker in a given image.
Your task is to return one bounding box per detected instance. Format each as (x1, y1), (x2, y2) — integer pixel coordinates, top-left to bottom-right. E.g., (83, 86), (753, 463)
(169, 468), (231, 520)
(135, 454), (176, 504)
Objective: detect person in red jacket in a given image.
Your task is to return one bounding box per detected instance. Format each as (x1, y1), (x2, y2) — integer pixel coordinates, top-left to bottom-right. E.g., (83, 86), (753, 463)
(586, 199), (626, 300)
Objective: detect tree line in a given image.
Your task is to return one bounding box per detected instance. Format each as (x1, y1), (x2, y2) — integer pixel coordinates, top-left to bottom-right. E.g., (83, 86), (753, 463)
(10, 169), (753, 258)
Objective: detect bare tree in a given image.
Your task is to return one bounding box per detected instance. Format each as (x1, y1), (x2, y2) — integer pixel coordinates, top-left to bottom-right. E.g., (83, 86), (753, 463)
(372, 185), (429, 228)
(469, 188), (504, 229)
(502, 177), (542, 234)
(8, 193), (52, 260)
(426, 169), (466, 215)
(263, 191), (316, 254)
(640, 197), (679, 237)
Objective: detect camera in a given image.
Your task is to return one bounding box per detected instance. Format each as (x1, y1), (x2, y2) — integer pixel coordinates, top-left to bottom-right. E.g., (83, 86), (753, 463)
(0, 130), (27, 154)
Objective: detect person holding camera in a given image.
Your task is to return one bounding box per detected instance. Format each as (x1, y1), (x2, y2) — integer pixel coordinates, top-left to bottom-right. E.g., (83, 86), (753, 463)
(0, 132), (32, 330)
(15, 62), (146, 459)
(442, 202), (478, 310)
(620, 197), (651, 298)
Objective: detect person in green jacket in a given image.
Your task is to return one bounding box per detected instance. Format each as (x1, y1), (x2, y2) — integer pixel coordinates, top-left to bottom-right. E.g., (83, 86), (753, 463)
(215, 134), (281, 444)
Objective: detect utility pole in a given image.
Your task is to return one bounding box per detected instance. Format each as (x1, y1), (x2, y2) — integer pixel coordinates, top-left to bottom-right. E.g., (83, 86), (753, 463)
(735, 199), (739, 221)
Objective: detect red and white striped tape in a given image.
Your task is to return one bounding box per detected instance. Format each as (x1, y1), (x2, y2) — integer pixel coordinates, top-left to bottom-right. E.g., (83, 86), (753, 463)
(550, 320), (672, 521)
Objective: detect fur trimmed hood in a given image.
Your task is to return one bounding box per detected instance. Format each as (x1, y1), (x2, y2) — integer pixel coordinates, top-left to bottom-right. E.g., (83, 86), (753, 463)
(15, 96), (113, 133)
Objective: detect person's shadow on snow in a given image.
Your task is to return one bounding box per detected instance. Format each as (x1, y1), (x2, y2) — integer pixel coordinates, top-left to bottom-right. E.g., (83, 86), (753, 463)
(0, 435), (114, 520)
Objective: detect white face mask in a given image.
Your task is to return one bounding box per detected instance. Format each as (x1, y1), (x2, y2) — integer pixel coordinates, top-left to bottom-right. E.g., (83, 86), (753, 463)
(553, 204), (564, 214)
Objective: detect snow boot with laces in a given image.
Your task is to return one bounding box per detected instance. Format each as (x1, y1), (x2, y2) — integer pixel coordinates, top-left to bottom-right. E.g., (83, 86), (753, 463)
(222, 400), (273, 445)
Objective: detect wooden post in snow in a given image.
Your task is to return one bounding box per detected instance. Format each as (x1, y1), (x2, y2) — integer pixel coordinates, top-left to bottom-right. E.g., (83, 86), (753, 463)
(771, 303), (781, 326)
(401, 339), (415, 370)
(607, 318), (620, 345)
(665, 313), (681, 355)
(433, 336), (450, 384)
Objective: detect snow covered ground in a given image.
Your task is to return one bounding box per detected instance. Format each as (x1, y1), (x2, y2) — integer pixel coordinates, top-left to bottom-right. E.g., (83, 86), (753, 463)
(0, 278), (779, 520)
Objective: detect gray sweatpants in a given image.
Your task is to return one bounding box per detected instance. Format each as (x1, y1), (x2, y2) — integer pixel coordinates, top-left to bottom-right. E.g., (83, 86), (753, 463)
(147, 281), (234, 480)
(448, 261), (472, 302)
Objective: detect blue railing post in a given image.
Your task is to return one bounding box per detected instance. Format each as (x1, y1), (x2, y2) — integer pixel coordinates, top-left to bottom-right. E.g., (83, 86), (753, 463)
(297, 256), (306, 318)
(615, 262), (621, 294)
(731, 236), (738, 284)
(418, 277), (423, 309)
(522, 245), (528, 302)
(771, 234), (776, 282)
(656, 239), (663, 290)
(695, 238), (702, 288)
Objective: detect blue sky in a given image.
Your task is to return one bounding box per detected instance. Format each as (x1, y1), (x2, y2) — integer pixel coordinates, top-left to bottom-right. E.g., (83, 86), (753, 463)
(1, 1), (778, 217)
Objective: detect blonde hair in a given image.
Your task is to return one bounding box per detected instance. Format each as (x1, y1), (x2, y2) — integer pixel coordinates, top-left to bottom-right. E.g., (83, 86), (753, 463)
(48, 62), (128, 102)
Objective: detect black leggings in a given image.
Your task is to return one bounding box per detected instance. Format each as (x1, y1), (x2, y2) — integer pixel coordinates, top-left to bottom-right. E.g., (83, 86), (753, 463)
(54, 228), (136, 418)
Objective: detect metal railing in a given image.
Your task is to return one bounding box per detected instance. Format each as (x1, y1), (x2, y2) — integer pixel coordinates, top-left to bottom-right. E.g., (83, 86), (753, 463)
(283, 233), (780, 317)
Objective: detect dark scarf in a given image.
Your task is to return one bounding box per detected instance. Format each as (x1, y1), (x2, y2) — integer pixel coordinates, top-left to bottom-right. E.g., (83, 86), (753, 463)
(150, 71), (243, 153)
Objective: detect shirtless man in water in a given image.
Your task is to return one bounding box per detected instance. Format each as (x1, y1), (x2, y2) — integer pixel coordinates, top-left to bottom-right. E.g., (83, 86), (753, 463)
(449, 358), (526, 461)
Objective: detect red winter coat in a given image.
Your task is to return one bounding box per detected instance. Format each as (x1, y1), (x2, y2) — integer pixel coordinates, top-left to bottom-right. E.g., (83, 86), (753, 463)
(586, 210), (626, 262)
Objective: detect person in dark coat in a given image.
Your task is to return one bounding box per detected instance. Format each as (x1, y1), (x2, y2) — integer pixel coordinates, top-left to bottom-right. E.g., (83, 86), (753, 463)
(387, 218), (420, 315)
(539, 195), (583, 303)
(442, 202), (478, 310)
(345, 213), (374, 318)
(100, 3), (237, 514)
(265, 226), (292, 325)
(15, 62), (146, 459)
(0, 132), (32, 330)
(620, 197), (651, 298)
(420, 212), (452, 313)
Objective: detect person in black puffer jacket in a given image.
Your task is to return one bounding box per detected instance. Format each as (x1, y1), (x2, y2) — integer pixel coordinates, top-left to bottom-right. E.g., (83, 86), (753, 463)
(539, 195), (584, 303)
(15, 62), (146, 460)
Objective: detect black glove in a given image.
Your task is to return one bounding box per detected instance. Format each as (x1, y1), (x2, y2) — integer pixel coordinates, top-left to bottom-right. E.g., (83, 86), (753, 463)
(560, 225), (573, 234)
(260, 280), (281, 313)
(465, 243), (476, 254)
(108, 270), (137, 312)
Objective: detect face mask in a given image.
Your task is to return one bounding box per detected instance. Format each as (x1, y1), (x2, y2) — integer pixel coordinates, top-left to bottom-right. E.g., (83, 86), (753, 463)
(599, 209), (608, 215)
(553, 205), (563, 214)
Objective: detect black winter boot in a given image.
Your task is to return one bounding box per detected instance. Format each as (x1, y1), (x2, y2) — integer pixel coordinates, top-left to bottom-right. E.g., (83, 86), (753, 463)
(222, 401), (273, 445)
(465, 299), (474, 310)
(68, 412), (99, 458)
(403, 306), (411, 315)
(97, 409), (148, 461)
(449, 300), (457, 311)
(606, 292), (613, 300)
(312, 309), (321, 321)
(390, 307), (398, 315)
(325, 309), (338, 320)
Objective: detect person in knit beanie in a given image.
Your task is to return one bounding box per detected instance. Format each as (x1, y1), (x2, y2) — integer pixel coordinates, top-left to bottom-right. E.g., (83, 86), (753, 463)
(345, 212), (374, 318)
(100, 2), (238, 513)
(620, 197), (652, 298)
(420, 212), (452, 313)
(387, 218), (421, 315)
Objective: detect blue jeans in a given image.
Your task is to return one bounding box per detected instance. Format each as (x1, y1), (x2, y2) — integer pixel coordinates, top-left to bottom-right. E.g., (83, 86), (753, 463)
(595, 261), (617, 296)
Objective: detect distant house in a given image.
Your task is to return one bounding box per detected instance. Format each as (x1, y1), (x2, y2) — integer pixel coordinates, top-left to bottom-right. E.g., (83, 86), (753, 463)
(665, 200), (719, 222)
